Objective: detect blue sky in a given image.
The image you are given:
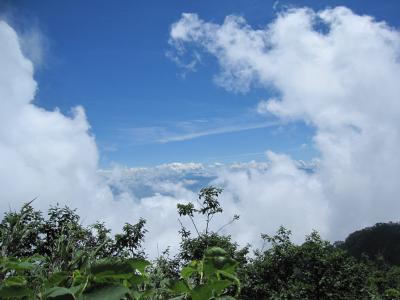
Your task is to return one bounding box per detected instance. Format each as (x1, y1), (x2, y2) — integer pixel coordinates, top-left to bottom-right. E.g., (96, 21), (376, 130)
(3, 0), (399, 167)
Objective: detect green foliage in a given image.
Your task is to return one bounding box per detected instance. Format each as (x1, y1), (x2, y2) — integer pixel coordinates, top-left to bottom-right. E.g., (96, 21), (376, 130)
(341, 222), (400, 265)
(0, 201), (43, 258)
(0, 247), (240, 299)
(176, 186), (247, 266)
(0, 203), (147, 266)
(0, 254), (150, 299)
(168, 247), (240, 300)
(240, 227), (369, 299)
(2, 187), (400, 299)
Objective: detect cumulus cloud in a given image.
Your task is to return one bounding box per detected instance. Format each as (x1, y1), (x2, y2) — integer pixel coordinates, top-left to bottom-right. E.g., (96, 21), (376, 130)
(169, 7), (400, 241)
(0, 20), (112, 220)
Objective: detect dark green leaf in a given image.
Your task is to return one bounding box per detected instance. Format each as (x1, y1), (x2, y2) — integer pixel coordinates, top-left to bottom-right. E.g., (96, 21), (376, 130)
(169, 280), (190, 294)
(191, 284), (213, 300)
(181, 265), (197, 280)
(2, 276), (27, 286)
(208, 280), (232, 295)
(43, 287), (75, 300)
(0, 285), (32, 298)
(79, 286), (130, 300)
(126, 258), (150, 274)
(45, 271), (70, 288)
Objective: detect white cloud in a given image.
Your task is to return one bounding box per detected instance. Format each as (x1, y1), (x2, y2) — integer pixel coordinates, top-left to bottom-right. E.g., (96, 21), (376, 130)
(256, 99), (274, 115)
(18, 27), (47, 68)
(214, 151), (328, 246)
(0, 20), (112, 220)
(170, 7), (400, 241)
(123, 118), (278, 144)
(101, 159), (322, 251)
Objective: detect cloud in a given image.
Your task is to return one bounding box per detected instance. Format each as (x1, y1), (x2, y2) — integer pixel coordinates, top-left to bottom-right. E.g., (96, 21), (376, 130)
(100, 159), (320, 252)
(157, 122), (276, 143)
(256, 99), (275, 115)
(123, 118), (278, 144)
(0, 20), (110, 219)
(170, 7), (400, 241)
(18, 27), (47, 68)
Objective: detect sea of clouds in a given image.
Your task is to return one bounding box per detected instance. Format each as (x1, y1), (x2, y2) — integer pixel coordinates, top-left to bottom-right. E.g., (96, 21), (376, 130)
(1, 6), (400, 257)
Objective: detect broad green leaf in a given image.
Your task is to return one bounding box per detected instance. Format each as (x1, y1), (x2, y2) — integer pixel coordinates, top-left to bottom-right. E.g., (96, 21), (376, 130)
(45, 271), (70, 288)
(127, 274), (147, 285)
(2, 275), (27, 286)
(43, 287), (75, 300)
(69, 284), (87, 297)
(169, 279), (190, 294)
(79, 286), (130, 300)
(181, 265), (197, 280)
(29, 254), (46, 261)
(216, 270), (239, 284)
(208, 280), (232, 295)
(205, 247), (227, 257)
(2, 259), (35, 271)
(136, 289), (156, 300)
(90, 259), (136, 275)
(93, 272), (133, 282)
(90, 259), (142, 285)
(191, 284), (213, 300)
(216, 271), (240, 295)
(0, 285), (32, 298)
(204, 257), (237, 275)
(126, 258), (150, 274)
(203, 260), (218, 277)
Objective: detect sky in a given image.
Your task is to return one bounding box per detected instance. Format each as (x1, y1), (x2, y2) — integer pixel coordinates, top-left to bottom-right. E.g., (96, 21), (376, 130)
(1, 0), (400, 256)
(4, 0), (398, 167)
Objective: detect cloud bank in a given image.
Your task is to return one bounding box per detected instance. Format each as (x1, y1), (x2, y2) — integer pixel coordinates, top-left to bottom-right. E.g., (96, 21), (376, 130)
(169, 7), (400, 240)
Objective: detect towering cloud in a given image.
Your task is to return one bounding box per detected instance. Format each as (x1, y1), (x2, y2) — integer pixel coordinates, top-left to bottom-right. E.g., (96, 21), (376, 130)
(170, 7), (400, 240)
(0, 20), (115, 223)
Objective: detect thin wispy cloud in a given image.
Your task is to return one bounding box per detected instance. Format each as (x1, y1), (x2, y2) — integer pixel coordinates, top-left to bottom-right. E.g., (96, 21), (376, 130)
(157, 121), (278, 143)
(122, 117), (279, 145)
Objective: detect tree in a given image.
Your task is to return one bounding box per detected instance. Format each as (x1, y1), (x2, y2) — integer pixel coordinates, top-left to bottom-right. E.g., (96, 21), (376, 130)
(0, 202), (147, 275)
(341, 222), (400, 265)
(241, 227), (369, 299)
(177, 186), (248, 265)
